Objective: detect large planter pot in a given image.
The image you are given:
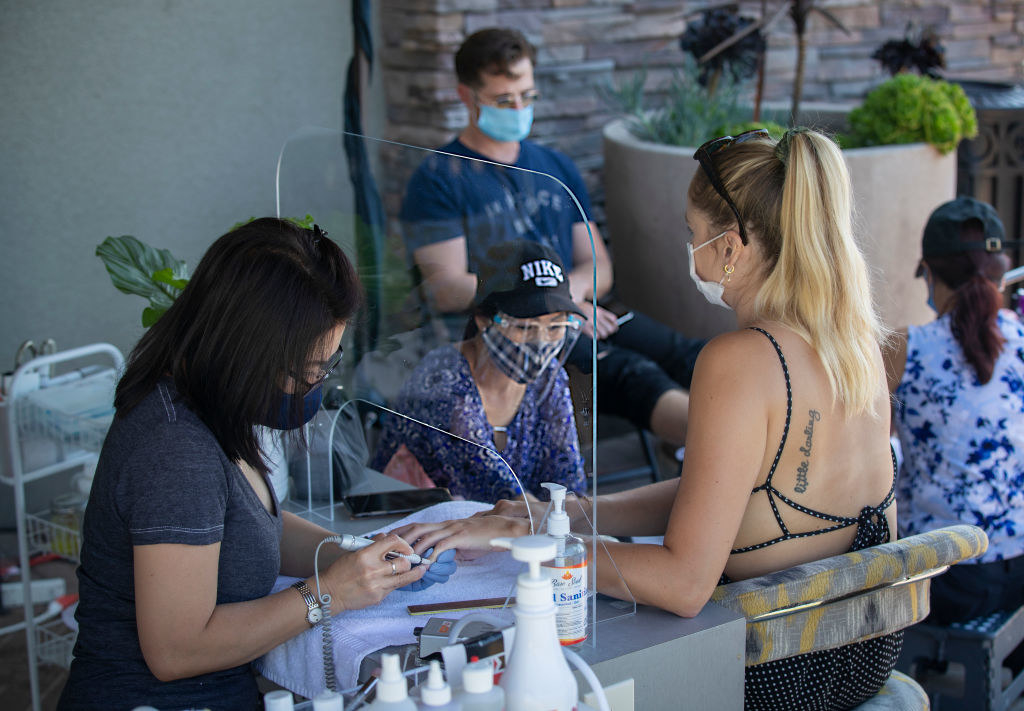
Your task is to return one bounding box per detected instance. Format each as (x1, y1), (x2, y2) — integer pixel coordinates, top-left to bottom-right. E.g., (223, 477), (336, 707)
(603, 116), (957, 338)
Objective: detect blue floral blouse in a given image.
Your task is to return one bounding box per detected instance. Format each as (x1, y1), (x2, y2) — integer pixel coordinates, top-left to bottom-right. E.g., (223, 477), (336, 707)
(369, 345), (586, 502)
(894, 310), (1024, 563)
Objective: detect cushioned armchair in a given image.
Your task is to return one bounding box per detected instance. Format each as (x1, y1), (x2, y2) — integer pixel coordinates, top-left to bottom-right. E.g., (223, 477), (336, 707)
(711, 525), (989, 709)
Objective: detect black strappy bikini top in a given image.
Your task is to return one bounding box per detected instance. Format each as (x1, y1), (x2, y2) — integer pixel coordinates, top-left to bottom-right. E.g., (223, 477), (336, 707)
(729, 327), (897, 557)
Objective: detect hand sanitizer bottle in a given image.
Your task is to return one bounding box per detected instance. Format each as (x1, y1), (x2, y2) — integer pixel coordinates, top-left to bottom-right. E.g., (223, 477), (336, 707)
(490, 535), (578, 711)
(540, 483), (588, 646)
(368, 653), (417, 710)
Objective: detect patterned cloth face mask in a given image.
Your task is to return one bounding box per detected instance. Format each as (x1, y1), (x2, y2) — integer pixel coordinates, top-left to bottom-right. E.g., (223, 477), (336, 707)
(481, 314), (580, 384)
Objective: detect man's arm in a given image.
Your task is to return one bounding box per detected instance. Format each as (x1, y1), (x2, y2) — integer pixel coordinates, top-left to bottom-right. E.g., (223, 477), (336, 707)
(413, 237), (477, 313)
(569, 221), (619, 339)
(568, 221), (613, 304)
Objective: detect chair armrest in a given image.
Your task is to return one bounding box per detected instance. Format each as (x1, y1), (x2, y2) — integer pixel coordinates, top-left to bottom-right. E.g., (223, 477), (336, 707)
(711, 525), (988, 619)
(709, 525), (988, 666)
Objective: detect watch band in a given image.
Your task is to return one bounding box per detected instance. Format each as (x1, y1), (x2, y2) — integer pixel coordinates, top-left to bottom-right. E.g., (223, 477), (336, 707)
(292, 580), (322, 626)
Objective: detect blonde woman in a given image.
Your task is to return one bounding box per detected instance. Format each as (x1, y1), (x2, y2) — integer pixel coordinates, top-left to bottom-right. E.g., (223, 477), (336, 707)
(395, 128), (898, 710)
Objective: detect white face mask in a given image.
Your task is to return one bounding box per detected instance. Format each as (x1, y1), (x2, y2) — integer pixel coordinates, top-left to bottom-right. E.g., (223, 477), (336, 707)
(687, 230), (731, 310)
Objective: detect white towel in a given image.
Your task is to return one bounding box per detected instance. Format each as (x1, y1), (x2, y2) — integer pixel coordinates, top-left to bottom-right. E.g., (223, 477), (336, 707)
(254, 501), (520, 698)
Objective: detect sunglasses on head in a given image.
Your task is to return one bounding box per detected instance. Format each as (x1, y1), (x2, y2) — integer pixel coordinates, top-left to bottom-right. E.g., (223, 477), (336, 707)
(693, 128), (770, 245)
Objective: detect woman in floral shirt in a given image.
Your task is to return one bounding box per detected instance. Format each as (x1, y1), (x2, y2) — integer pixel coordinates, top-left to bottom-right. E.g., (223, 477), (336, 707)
(885, 197), (1024, 624)
(371, 240), (586, 502)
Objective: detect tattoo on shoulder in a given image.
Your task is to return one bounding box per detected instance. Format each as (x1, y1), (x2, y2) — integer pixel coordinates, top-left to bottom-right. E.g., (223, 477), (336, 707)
(794, 409), (820, 493)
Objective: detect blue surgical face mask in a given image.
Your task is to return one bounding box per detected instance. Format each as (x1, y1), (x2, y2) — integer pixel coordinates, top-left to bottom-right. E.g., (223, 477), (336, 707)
(476, 103), (534, 143)
(260, 384), (323, 431)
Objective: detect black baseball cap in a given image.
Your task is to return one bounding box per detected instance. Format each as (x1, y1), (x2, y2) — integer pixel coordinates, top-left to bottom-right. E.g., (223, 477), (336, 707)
(474, 240), (585, 318)
(922, 196), (1018, 258)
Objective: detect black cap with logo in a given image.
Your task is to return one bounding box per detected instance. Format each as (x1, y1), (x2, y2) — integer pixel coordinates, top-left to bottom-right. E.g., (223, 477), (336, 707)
(474, 240), (585, 318)
(922, 196), (1019, 258)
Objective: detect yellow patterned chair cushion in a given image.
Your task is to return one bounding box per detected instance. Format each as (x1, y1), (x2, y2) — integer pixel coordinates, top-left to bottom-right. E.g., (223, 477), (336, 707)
(711, 525), (988, 667)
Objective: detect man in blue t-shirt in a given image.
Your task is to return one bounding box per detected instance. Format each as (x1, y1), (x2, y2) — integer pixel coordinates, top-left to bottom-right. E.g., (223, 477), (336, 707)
(400, 27), (705, 448)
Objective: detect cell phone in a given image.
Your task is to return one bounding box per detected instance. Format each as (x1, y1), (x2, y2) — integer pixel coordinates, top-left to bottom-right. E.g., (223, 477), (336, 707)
(615, 311), (635, 326)
(343, 488), (453, 517)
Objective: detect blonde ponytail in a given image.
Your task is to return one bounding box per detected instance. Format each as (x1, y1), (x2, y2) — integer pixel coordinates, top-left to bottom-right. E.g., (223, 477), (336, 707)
(688, 129), (885, 416)
(755, 131), (884, 415)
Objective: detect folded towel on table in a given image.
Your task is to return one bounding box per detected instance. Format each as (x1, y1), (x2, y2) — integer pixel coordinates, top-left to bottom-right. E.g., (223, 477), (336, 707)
(254, 500), (520, 698)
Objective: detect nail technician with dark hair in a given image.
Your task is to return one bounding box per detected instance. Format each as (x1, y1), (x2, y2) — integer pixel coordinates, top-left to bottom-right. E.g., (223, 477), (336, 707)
(885, 197), (1024, 625)
(58, 219), (436, 710)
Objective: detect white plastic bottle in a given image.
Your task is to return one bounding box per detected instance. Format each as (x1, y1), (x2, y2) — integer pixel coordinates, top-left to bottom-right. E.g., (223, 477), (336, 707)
(312, 689), (345, 711)
(458, 659), (505, 711)
(417, 659), (462, 710)
(540, 483), (588, 646)
(263, 690), (296, 711)
(368, 653), (418, 710)
(491, 535), (578, 711)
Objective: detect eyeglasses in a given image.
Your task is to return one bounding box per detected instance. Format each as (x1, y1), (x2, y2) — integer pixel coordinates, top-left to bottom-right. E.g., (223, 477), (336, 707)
(693, 128), (770, 245)
(291, 346), (343, 395)
(493, 313), (580, 342)
(476, 89), (541, 110)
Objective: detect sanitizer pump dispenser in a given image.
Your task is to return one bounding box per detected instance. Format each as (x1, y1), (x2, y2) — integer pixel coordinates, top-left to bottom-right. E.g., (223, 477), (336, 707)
(541, 482), (588, 645)
(490, 535), (578, 711)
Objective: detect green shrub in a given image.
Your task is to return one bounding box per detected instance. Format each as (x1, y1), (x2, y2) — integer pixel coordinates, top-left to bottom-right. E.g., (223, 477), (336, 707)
(844, 74), (977, 154)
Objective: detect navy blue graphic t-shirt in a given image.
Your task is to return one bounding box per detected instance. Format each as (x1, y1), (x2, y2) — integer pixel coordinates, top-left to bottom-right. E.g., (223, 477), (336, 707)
(400, 139), (592, 274)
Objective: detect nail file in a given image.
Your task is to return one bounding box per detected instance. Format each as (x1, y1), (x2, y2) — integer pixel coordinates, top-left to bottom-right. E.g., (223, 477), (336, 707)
(407, 596), (515, 615)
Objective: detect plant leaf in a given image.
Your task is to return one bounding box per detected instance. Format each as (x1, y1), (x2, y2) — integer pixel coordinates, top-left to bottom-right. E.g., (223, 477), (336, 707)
(141, 306), (165, 328)
(96, 235), (189, 299)
(152, 267), (190, 291)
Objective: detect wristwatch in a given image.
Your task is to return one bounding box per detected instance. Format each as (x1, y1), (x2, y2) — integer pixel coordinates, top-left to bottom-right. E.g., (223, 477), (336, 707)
(292, 580), (323, 626)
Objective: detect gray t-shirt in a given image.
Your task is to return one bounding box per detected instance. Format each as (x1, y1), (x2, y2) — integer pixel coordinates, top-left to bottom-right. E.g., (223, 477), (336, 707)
(59, 380), (283, 711)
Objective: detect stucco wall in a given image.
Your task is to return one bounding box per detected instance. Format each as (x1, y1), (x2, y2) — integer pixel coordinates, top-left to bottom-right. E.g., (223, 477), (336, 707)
(1, 0), (354, 362)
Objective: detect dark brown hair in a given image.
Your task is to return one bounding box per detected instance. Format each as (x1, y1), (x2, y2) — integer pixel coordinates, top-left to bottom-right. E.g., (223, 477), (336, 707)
(455, 28), (537, 88)
(924, 219), (1011, 384)
(115, 218), (362, 473)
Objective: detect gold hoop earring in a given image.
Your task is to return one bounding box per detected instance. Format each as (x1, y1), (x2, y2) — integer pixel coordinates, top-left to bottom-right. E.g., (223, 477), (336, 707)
(724, 264), (735, 283)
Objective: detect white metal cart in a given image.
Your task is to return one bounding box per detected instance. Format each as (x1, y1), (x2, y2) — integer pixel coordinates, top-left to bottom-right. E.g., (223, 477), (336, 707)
(1, 343), (123, 711)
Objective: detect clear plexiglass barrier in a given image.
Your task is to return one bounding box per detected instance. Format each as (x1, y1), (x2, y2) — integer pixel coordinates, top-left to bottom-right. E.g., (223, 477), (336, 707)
(269, 127), (636, 690)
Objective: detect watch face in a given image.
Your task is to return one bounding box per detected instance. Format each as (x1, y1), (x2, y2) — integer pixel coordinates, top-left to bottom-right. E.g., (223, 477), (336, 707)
(307, 607), (323, 625)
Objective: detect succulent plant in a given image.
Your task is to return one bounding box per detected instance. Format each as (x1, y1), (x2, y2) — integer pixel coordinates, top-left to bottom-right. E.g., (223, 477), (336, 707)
(845, 74), (977, 155)
(679, 6), (765, 96)
(872, 24), (946, 78)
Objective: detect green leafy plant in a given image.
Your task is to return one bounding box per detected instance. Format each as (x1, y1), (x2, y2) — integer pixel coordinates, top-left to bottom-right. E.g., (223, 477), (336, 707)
(843, 74), (977, 155)
(602, 56), (785, 148)
(96, 235), (190, 327)
(96, 215), (316, 327)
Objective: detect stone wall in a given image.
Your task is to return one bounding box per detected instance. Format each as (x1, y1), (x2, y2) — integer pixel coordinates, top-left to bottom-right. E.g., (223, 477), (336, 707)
(376, 0), (1024, 226)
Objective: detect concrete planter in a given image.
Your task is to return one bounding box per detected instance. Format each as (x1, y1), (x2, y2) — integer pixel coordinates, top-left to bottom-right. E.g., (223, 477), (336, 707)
(602, 116), (957, 339)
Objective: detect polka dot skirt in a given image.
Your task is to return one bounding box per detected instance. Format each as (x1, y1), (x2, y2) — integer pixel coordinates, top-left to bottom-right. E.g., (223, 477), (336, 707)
(744, 630), (904, 710)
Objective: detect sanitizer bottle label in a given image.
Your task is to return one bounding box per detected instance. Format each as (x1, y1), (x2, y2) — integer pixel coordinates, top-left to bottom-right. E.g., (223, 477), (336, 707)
(547, 561), (587, 645)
